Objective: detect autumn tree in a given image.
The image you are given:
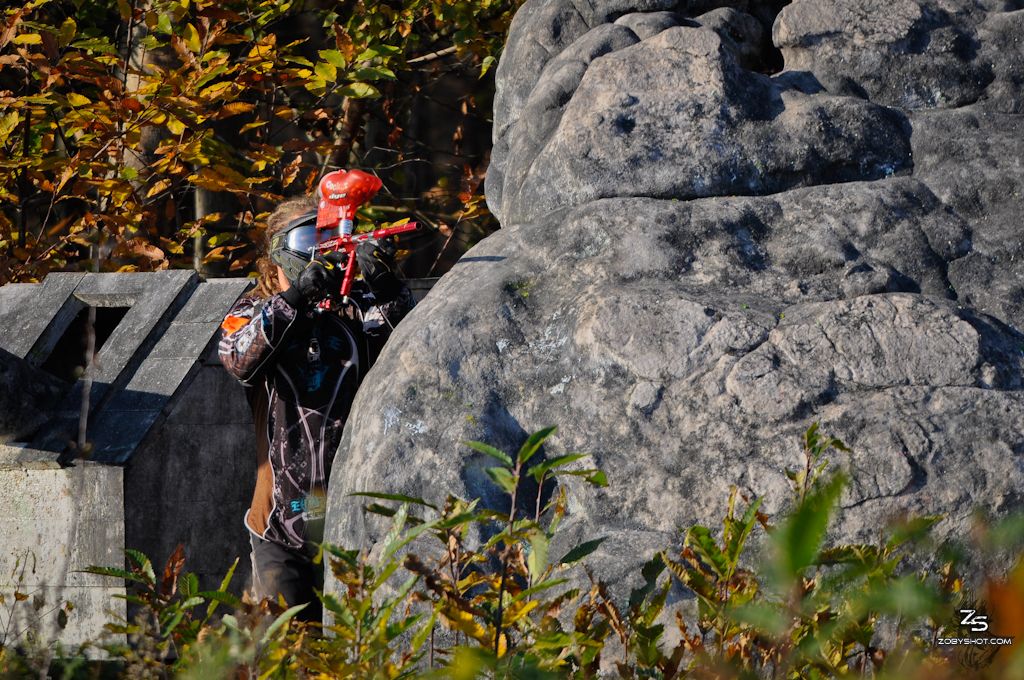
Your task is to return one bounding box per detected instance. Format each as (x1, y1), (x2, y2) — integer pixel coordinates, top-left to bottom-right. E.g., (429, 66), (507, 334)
(0, 0), (520, 284)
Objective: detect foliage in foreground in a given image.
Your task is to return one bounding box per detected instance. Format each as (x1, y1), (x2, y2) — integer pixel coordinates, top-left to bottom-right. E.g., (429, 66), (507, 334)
(4, 424), (1024, 679)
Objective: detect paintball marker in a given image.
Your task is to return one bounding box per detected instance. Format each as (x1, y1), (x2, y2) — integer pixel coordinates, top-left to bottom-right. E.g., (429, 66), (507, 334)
(312, 169), (420, 301)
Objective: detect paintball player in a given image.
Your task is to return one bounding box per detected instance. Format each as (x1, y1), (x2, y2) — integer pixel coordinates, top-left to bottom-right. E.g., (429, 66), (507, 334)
(217, 189), (413, 621)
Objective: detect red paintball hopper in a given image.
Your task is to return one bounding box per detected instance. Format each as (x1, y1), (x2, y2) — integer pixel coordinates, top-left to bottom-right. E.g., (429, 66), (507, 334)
(316, 169), (383, 234)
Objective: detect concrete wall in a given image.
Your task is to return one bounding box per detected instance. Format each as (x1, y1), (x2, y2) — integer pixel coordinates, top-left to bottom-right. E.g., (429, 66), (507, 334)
(0, 273), (438, 652)
(124, 344), (257, 594)
(0, 461), (126, 650)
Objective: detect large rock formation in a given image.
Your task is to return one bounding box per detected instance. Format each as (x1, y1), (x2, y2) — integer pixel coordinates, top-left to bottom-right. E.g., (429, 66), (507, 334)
(327, 0), (1024, 584)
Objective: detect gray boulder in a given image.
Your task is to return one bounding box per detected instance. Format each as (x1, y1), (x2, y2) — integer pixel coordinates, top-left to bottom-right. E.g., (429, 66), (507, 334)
(775, 0), (1024, 112)
(326, 0), (1024, 587)
(500, 25), (911, 223)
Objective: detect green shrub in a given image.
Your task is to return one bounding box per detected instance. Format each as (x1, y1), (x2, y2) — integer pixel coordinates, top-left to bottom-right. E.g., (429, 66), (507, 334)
(69, 424), (1024, 679)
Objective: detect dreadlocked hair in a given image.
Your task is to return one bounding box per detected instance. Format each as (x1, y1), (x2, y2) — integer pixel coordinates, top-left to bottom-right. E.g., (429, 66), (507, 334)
(253, 195), (318, 298)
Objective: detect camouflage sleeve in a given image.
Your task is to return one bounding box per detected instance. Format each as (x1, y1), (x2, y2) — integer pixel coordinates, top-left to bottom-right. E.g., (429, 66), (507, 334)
(218, 292), (301, 386)
(362, 285), (414, 335)
(361, 285), (415, 365)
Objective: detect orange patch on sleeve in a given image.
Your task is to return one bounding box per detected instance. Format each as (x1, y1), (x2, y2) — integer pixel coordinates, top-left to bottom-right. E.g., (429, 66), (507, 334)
(220, 315), (249, 335)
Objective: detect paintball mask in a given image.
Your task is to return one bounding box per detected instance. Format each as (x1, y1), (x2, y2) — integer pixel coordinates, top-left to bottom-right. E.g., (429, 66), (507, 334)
(269, 211), (342, 284)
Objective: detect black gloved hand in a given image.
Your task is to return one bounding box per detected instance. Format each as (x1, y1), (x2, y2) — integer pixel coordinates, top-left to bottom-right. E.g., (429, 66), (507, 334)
(355, 237), (403, 303)
(281, 251), (345, 308)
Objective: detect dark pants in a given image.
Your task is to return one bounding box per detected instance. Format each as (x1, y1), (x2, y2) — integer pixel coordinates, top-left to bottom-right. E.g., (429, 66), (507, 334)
(249, 535), (323, 622)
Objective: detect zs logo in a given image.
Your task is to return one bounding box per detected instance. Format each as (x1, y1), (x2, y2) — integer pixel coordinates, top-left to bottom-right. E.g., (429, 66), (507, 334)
(960, 609), (990, 633)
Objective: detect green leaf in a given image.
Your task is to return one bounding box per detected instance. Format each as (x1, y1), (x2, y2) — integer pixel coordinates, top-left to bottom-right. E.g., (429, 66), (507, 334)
(729, 602), (788, 636)
(517, 426), (557, 465)
(353, 66), (396, 81)
(479, 55), (497, 78)
(155, 13), (172, 35)
(259, 603), (308, 645)
(180, 572), (199, 598)
(769, 473), (846, 586)
(988, 512), (1024, 550)
(160, 610), (185, 637)
(314, 61), (337, 81)
(379, 516), (442, 558)
(338, 82), (380, 99)
(527, 453), (587, 481)
(381, 503), (408, 559)
(885, 514), (942, 551)
(124, 549), (156, 584)
(409, 611), (437, 654)
(859, 575), (942, 619)
(513, 578), (571, 603)
(725, 496), (763, 566)
(318, 49), (346, 67)
(369, 574), (417, 632)
(559, 537), (606, 566)
(197, 590), (242, 610)
(320, 592), (356, 628)
(464, 440), (513, 467)
(165, 116), (186, 136)
(0, 112), (19, 145)
(816, 544), (881, 568)
(628, 555), (665, 611)
(485, 467), (517, 495)
(349, 491), (437, 510)
(527, 531), (548, 581)
(207, 233), (234, 247)
(183, 23), (201, 53)
(57, 18), (76, 48)
(79, 566), (149, 584)
(70, 37), (118, 54)
(685, 526), (728, 578)
(372, 558), (400, 590)
(356, 45), (400, 61)
(565, 468), (608, 487)
(205, 558), (238, 620)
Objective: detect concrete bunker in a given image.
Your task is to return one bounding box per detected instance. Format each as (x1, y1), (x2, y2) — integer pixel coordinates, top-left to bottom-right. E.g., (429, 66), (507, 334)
(0, 271), (255, 648)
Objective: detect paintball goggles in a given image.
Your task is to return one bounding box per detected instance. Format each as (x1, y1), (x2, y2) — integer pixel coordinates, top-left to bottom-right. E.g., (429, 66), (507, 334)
(272, 169), (420, 302)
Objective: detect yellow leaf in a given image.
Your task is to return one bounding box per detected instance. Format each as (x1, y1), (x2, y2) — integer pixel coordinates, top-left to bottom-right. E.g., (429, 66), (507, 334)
(165, 116), (186, 135)
(58, 18), (77, 48)
(55, 166), (75, 193)
(503, 599), (539, 626)
(66, 93), (90, 107)
(146, 179), (171, 197)
(184, 23), (201, 53)
(199, 81), (233, 100)
(217, 102), (256, 119)
(0, 112), (19, 145)
(14, 33), (42, 45)
(314, 62), (336, 81)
